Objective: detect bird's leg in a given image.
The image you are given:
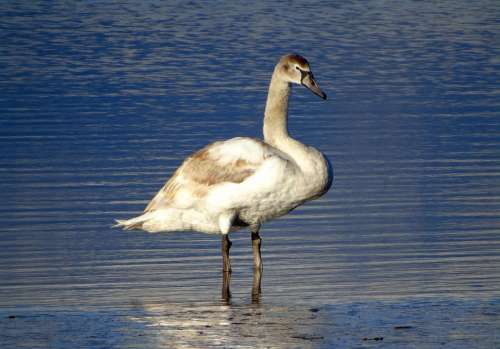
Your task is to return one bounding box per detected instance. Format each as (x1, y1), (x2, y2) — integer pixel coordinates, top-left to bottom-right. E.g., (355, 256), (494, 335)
(251, 231), (263, 271)
(221, 234), (232, 273)
(251, 264), (262, 304)
(222, 268), (231, 302)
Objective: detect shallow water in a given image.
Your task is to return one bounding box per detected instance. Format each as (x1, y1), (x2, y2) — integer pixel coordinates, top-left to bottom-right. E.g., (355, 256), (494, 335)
(1, 1), (500, 348)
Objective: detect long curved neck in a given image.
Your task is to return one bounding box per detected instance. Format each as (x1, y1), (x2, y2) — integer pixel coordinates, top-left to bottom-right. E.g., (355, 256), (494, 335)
(263, 72), (291, 146)
(262, 69), (322, 177)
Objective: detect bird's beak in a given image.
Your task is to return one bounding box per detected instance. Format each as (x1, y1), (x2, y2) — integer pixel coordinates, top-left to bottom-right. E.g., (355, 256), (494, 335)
(301, 72), (327, 100)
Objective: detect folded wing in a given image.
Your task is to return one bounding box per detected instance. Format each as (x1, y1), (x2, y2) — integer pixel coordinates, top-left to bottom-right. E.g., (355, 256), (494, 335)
(144, 137), (284, 212)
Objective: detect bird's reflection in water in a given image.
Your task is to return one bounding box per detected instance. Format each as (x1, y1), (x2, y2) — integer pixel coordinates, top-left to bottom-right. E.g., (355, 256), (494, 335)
(127, 267), (327, 348)
(221, 268), (262, 304)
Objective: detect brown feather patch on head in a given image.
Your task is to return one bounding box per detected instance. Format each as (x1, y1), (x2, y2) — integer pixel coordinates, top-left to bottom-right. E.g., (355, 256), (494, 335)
(287, 54), (309, 67)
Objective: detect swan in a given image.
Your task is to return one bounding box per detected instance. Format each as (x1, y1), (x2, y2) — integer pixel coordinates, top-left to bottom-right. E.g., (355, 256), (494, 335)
(115, 54), (332, 273)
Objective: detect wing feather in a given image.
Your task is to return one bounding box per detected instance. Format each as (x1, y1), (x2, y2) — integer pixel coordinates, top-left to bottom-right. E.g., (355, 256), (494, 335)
(144, 138), (270, 212)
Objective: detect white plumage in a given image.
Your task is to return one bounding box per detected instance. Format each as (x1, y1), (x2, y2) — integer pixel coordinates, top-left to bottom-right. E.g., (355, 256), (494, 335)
(115, 54), (332, 272)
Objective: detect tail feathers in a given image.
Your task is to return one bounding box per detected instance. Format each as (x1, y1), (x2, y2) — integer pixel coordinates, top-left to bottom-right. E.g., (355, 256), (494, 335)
(113, 213), (152, 230)
(113, 219), (138, 230)
(113, 209), (206, 233)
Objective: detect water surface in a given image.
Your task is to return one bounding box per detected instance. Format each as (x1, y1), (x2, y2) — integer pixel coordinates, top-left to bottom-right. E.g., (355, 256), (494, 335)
(1, 1), (500, 348)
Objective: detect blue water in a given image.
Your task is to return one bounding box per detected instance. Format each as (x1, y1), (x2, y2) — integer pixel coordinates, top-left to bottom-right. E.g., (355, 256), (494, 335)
(1, 1), (500, 348)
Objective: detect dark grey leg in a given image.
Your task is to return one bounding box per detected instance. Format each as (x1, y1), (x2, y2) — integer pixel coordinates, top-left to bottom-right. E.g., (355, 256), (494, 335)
(251, 231), (263, 271)
(222, 268), (231, 302)
(251, 267), (262, 304)
(221, 234), (232, 273)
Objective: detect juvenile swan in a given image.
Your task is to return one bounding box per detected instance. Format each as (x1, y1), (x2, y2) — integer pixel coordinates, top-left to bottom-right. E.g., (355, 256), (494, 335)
(115, 54), (332, 272)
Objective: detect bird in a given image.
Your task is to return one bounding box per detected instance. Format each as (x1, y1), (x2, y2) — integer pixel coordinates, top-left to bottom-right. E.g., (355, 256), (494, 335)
(115, 54), (332, 274)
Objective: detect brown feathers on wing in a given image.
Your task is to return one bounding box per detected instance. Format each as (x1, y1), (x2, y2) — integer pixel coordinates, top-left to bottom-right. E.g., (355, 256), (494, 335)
(144, 139), (263, 213)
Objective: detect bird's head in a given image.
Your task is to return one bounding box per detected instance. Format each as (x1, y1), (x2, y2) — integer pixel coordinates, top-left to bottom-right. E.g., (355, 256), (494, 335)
(277, 54), (327, 100)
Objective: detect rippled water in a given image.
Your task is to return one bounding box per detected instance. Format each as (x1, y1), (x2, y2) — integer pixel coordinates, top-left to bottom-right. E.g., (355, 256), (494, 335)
(1, 1), (500, 348)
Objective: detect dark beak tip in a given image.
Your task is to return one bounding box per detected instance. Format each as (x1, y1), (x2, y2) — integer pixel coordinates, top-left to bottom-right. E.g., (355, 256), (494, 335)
(315, 90), (327, 100)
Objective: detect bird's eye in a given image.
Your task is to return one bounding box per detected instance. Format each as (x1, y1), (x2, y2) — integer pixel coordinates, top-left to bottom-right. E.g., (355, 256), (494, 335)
(295, 66), (300, 70)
